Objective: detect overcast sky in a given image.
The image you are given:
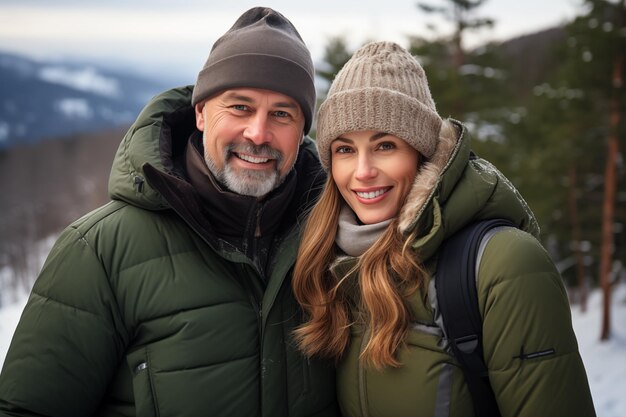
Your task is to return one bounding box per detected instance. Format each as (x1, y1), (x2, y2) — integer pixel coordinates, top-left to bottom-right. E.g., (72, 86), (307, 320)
(0, 0), (584, 83)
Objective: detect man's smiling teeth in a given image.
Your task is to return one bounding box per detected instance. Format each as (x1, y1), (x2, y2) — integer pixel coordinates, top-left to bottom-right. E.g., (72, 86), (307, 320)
(355, 188), (389, 199)
(236, 153), (270, 164)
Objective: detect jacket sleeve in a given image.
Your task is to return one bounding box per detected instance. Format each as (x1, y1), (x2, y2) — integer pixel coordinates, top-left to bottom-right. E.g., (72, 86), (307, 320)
(478, 228), (596, 417)
(0, 226), (128, 416)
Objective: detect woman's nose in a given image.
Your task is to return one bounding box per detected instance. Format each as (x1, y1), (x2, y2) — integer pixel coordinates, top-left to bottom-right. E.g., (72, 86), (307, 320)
(354, 154), (377, 180)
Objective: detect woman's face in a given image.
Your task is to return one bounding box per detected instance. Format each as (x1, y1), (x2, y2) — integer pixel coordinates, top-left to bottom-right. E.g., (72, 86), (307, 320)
(330, 130), (420, 225)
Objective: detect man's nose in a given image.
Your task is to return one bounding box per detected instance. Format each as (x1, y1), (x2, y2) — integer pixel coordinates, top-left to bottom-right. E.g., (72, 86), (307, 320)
(243, 113), (271, 145)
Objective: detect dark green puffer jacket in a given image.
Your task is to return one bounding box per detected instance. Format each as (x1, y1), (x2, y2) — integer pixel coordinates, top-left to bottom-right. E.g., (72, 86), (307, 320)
(0, 86), (339, 417)
(334, 121), (596, 417)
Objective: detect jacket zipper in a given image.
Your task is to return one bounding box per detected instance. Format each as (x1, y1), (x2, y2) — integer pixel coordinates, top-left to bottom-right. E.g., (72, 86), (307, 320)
(255, 204), (262, 238)
(237, 263), (264, 415)
(239, 264), (263, 336)
(134, 356), (161, 417)
(358, 328), (371, 417)
(249, 201), (266, 280)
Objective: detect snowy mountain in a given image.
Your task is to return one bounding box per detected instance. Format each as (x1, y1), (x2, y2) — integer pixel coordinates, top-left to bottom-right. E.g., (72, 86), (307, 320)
(0, 51), (173, 149)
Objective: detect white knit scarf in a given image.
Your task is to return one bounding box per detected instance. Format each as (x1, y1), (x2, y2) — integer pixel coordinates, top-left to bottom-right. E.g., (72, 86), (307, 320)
(335, 204), (392, 257)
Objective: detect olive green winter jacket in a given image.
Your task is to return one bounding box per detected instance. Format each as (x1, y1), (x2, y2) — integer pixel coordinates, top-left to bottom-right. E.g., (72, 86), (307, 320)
(0, 86), (339, 417)
(334, 121), (596, 417)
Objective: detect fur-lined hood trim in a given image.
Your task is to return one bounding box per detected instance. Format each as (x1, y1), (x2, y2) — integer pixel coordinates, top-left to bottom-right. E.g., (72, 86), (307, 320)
(397, 119), (539, 262)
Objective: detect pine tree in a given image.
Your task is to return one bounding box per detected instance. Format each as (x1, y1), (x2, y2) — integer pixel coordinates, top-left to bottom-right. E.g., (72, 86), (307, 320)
(316, 36), (353, 92)
(416, 0), (494, 68)
(564, 0), (626, 340)
(411, 0), (509, 131)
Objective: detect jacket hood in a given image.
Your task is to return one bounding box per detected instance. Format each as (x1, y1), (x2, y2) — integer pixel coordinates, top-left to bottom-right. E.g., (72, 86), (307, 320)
(398, 119), (540, 262)
(108, 85), (324, 214)
(109, 86), (196, 210)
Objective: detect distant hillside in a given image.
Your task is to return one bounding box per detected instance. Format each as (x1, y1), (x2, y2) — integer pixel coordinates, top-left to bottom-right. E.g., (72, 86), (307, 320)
(497, 27), (567, 97)
(0, 51), (172, 149)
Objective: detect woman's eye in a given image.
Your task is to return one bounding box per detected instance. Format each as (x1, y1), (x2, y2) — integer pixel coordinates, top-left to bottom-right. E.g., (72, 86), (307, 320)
(378, 142), (396, 151)
(334, 146), (352, 154)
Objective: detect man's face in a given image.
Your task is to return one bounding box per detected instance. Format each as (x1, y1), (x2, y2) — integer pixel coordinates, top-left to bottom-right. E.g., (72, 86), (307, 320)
(195, 88), (305, 197)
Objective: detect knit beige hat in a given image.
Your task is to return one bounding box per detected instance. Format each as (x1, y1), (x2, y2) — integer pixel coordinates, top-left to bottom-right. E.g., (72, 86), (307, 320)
(316, 41), (442, 170)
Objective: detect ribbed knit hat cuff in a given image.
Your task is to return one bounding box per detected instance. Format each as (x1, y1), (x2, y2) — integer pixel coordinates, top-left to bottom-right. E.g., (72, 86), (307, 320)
(191, 54), (315, 134)
(316, 87), (443, 170)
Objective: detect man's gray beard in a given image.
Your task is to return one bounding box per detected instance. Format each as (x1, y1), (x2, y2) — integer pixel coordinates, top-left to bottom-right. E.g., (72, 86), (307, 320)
(203, 137), (296, 198)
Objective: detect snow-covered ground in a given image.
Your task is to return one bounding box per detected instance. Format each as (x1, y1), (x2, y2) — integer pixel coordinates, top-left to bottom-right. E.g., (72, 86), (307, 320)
(0, 294), (27, 365)
(571, 283), (626, 417)
(0, 271), (624, 415)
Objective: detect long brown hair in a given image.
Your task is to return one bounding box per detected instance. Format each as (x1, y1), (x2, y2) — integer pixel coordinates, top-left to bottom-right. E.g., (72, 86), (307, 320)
(292, 177), (426, 369)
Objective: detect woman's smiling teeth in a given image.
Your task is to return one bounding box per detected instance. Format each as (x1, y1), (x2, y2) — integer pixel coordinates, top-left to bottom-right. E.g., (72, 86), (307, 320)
(236, 153), (270, 164)
(355, 187), (390, 199)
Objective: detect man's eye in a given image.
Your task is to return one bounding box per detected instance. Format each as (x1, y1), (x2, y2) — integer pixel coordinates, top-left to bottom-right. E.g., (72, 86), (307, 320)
(232, 104), (248, 111)
(273, 110), (290, 118)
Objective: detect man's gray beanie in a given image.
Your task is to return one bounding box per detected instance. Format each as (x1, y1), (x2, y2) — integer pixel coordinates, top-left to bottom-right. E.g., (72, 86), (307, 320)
(191, 7), (316, 134)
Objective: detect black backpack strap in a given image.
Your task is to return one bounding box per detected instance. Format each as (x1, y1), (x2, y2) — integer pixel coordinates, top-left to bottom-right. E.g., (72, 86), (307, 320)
(436, 219), (515, 417)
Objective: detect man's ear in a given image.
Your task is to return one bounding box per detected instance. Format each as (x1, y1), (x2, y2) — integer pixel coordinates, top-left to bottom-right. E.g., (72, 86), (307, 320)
(195, 103), (205, 131)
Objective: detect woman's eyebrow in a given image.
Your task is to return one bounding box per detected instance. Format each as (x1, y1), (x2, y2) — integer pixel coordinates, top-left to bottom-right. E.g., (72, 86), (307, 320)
(370, 132), (389, 141)
(333, 137), (353, 144)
